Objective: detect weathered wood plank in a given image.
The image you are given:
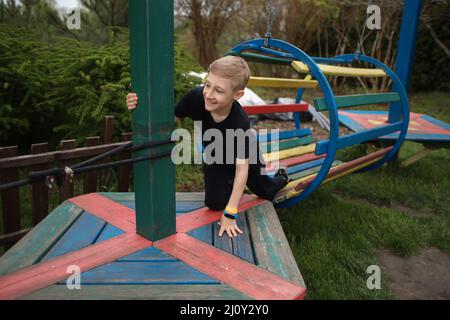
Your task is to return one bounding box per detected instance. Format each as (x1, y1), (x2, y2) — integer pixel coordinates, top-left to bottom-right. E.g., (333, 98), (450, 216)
(31, 143), (49, 225)
(78, 261), (220, 284)
(213, 222), (233, 255)
(118, 132), (132, 192)
(0, 201), (82, 276)
(59, 140), (76, 202)
(41, 212), (106, 261)
(154, 233), (306, 300)
(231, 213), (255, 264)
(83, 137), (100, 194)
(0, 233), (152, 300)
(20, 284), (250, 300)
(95, 224), (176, 262)
(0, 146), (20, 235)
(246, 202), (305, 287)
(188, 223), (213, 245)
(176, 192), (205, 202)
(100, 192), (206, 202)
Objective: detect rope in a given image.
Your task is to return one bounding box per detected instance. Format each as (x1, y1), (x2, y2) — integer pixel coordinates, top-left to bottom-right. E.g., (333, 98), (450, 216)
(0, 139), (174, 192)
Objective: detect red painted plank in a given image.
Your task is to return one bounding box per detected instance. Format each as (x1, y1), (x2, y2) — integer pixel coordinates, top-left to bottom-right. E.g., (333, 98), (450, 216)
(266, 153), (326, 171)
(69, 193), (136, 233)
(0, 233), (152, 300)
(243, 103), (309, 115)
(176, 194), (266, 233)
(155, 233), (306, 300)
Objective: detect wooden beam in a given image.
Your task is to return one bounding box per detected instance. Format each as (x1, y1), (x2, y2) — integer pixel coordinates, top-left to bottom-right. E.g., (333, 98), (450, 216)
(129, 0), (176, 240)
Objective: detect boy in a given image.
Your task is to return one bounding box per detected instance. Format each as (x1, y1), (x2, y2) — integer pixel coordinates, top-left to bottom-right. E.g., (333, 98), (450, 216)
(126, 56), (289, 238)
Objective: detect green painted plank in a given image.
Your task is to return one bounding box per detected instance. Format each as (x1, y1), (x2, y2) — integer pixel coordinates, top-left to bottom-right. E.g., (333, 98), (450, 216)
(289, 160), (342, 181)
(262, 136), (315, 153)
(313, 92), (401, 111)
(246, 202), (305, 287)
(20, 284), (251, 300)
(0, 201), (83, 276)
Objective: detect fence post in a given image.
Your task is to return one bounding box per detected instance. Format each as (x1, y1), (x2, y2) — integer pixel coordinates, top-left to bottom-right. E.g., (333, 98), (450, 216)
(59, 140), (76, 202)
(118, 133), (133, 192)
(31, 143), (49, 225)
(83, 137), (100, 193)
(99, 116), (115, 190)
(0, 146), (21, 235)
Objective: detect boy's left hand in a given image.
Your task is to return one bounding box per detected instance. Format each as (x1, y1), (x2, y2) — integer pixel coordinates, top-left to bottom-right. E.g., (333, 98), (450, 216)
(218, 215), (243, 238)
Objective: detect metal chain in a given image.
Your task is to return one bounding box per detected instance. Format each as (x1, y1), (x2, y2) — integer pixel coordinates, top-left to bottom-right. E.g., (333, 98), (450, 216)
(264, 0), (279, 45)
(356, 0), (374, 55)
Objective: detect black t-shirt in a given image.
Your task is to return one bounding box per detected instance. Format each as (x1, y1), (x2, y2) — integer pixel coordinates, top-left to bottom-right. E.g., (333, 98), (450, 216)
(175, 86), (260, 176)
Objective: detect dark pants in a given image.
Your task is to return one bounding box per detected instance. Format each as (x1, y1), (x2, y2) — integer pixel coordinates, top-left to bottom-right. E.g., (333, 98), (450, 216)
(203, 163), (286, 211)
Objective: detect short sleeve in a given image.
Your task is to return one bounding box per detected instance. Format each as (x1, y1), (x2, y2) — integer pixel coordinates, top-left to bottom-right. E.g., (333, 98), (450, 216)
(174, 87), (204, 121)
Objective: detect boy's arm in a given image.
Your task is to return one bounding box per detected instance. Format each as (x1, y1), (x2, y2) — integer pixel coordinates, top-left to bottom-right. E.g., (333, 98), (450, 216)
(218, 159), (249, 238)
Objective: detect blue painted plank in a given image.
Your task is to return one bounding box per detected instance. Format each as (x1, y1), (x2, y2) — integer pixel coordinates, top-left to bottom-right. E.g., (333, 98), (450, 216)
(421, 115), (450, 132)
(339, 111), (450, 142)
(231, 213), (255, 264)
(188, 223), (213, 245)
(258, 129), (312, 143)
(213, 222), (233, 255)
(315, 122), (403, 155)
(75, 261), (220, 285)
(211, 213), (256, 264)
(41, 212), (106, 261)
(95, 224), (176, 262)
(338, 112), (368, 132)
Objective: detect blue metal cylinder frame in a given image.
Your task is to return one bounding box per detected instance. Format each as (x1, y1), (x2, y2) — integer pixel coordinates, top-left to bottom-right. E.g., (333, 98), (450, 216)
(228, 39), (410, 208)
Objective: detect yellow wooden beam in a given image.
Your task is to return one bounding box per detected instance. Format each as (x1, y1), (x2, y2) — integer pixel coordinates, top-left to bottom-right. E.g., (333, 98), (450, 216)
(248, 76), (318, 89)
(291, 61), (387, 78)
(263, 144), (316, 163)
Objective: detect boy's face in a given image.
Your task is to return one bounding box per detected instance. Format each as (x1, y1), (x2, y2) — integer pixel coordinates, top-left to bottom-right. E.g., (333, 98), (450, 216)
(203, 72), (245, 113)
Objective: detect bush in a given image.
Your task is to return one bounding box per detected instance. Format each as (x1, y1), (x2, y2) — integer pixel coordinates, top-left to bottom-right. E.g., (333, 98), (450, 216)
(0, 25), (204, 150)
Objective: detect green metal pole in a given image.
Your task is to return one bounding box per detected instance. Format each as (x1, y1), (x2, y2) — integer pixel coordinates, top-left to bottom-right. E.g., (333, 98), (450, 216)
(129, 0), (176, 241)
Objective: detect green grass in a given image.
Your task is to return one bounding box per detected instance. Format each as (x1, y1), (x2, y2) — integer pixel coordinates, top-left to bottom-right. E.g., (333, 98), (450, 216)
(276, 91), (450, 299)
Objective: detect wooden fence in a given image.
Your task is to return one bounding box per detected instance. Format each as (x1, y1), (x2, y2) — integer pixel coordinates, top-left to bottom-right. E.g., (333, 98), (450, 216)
(0, 116), (133, 247)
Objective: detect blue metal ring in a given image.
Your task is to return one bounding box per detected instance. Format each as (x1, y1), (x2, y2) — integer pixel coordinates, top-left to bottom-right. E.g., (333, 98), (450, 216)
(229, 39), (409, 208)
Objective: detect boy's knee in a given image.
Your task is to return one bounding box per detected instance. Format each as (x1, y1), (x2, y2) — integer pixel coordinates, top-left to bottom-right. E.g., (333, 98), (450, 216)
(205, 198), (227, 211)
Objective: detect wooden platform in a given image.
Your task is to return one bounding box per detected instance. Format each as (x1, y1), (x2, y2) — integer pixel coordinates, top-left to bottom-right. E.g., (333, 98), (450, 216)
(339, 110), (450, 143)
(0, 192), (306, 300)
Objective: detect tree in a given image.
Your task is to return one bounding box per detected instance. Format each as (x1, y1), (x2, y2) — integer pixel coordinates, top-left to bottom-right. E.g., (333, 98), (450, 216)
(80, 0), (128, 43)
(176, 0), (242, 68)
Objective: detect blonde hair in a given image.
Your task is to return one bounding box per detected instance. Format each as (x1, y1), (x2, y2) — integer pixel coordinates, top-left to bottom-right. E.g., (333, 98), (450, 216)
(208, 56), (251, 91)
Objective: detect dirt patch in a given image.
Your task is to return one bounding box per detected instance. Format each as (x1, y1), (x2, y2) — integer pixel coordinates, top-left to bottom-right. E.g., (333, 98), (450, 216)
(390, 202), (437, 219)
(378, 247), (450, 300)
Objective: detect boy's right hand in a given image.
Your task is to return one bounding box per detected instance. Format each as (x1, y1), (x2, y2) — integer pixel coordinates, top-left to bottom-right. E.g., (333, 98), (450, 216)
(126, 93), (138, 110)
